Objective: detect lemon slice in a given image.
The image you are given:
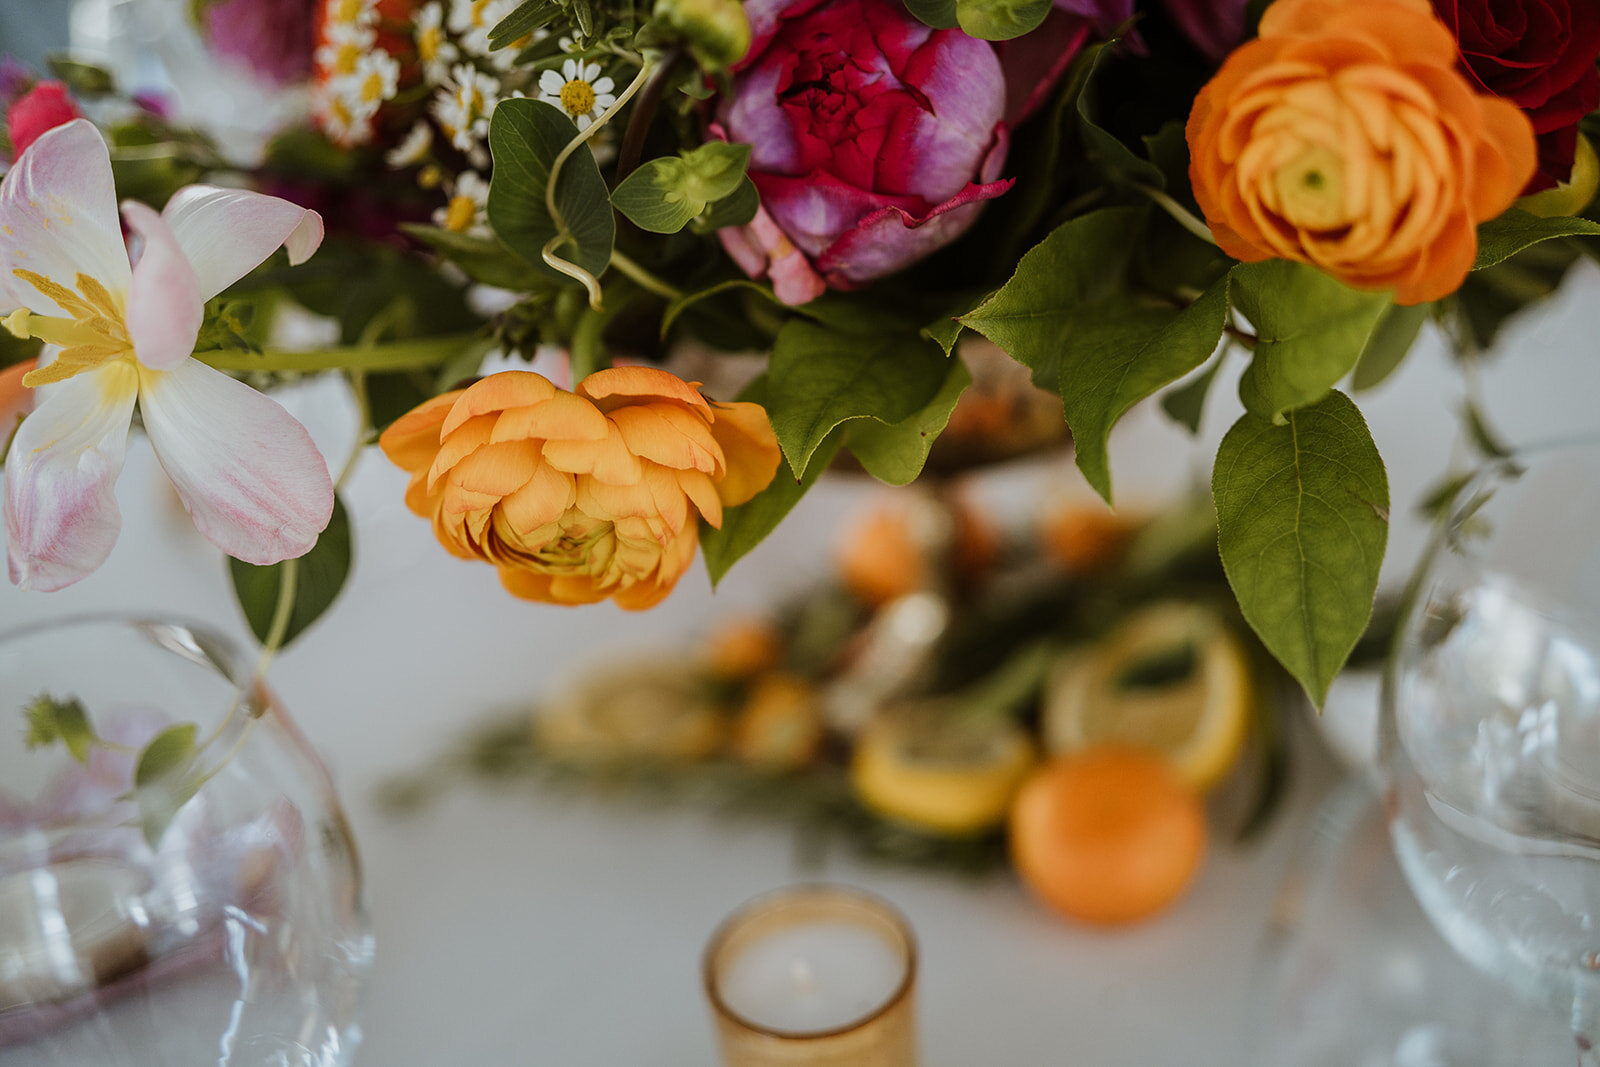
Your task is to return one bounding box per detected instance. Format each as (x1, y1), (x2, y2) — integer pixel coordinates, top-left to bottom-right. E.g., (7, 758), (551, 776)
(851, 711), (1035, 836)
(535, 662), (724, 765)
(1041, 603), (1252, 791)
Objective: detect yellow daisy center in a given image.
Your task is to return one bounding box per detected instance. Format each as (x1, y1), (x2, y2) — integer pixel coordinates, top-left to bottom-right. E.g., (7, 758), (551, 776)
(559, 79), (596, 118)
(333, 0), (365, 22)
(333, 41), (362, 74)
(3, 270), (132, 387)
(360, 71), (387, 103)
(418, 26), (441, 61)
(444, 194), (477, 232)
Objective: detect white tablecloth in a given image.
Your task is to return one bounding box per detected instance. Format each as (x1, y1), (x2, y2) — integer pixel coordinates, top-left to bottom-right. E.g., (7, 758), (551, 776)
(5, 261), (1600, 1065)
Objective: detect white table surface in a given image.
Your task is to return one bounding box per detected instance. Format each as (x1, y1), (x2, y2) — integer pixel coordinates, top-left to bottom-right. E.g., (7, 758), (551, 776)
(5, 261), (1600, 1065)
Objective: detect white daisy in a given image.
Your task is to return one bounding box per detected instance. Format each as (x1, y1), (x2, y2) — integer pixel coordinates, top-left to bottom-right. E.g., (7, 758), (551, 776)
(386, 121), (434, 168)
(414, 3), (460, 85)
(351, 50), (401, 109)
(325, 0), (379, 27)
(314, 20), (377, 78)
(313, 81), (377, 146)
(433, 170), (492, 235)
(537, 59), (615, 131)
(454, 0), (524, 71)
(431, 63), (501, 152)
(557, 35), (582, 53)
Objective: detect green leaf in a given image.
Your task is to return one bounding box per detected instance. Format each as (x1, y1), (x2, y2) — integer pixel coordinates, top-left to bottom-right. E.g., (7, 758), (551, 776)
(961, 207), (1226, 502)
(960, 206), (1145, 391)
(1077, 42), (1167, 190)
(766, 321), (953, 478)
(1349, 301), (1430, 393)
(953, 0), (1050, 39)
(847, 356), (971, 485)
(921, 316), (965, 356)
(489, 0), (559, 46)
(135, 723), (198, 789)
(1463, 400), (1515, 460)
(1160, 346), (1224, 435)
(701, 378), (845, 585)
(901, 0), (959, 27)
(1474, 209), (1600, 270)
(660, 278), (776, 336)
(400, 224), (548, 290)
(1233, 260), (1390, 422)
(1213, 390), (1389, 706)
(22, 693), (94, 762)
(692, 176), (760, 232)
(230, 496), (354, 649)
(46, 56), (115, 95)
(487, 99), (615, 284)
(611, 143), (751, 234)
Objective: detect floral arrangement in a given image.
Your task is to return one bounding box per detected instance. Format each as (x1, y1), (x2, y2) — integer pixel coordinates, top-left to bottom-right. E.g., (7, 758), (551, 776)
(2, 0), (1599, 720)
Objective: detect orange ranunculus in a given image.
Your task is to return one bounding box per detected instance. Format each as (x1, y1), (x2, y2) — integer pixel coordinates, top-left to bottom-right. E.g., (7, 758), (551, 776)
(378, 367), (782, 610)
(1186, 0), (1536, 305)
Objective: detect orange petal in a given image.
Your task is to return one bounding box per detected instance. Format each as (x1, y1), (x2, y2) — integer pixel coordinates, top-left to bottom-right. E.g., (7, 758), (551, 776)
(608, 403), (722, 474)
(493, 389), (609, 443)
(441, 439), (542, 514)
(541, 421), (645, 484)
(576, 366), (712, 415)
(708, 402), (782, 507)
(440, 371), (557, 436)
(378, 389), (464, 473)
(577, 472), (660, 525)
(426, 412), (497, 492)
(498, 460), (578, 533)
(677, 469), (723, 529)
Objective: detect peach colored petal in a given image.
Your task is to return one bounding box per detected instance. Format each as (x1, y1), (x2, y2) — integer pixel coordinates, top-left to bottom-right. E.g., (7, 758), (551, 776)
(440, 371), (558, 436)
(498, 461), (578, 533)
(378, 389), (463, 473)
(427, 412), (497, 492)
(492, 389), (608, 443)
(576, 366), (712, 415)
(607, 403), (723, 475)
(707, 402), (782, 507)
(677, 469), (723, 529)
(441, 439), (542, 515)
(541, 421), (645, 484)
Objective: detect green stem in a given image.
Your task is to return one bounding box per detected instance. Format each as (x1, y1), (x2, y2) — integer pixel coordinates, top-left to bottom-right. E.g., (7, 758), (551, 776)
(336, 369), (371, 492)
(253, 556), (300, 681)
(609, 250), (683, 300)
(1132, 183), (1217, 246)
(194, 333), (479, 374)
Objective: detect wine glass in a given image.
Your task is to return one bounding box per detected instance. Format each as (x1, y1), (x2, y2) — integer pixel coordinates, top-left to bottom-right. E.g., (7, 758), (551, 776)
(1383, 439), (1600, 1063)
(0, 615), (373, 1065)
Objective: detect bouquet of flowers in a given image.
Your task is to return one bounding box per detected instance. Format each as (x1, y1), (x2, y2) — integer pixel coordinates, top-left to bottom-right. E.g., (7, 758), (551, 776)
(2, 0), (1598, 717)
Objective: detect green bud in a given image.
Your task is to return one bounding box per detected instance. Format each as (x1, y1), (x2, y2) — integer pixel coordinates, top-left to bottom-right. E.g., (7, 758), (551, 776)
(655, 0), (752, 70)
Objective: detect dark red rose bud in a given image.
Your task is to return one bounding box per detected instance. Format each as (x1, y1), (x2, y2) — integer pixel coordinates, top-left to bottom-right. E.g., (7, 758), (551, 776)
(1432, 0), (1600, 192)
(6, 81), (82, 160)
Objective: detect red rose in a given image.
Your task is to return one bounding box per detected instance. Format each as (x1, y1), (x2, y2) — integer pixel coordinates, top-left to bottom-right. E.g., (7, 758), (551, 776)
(6, 82), (81, 160)
(1433, 0), (1600, 192)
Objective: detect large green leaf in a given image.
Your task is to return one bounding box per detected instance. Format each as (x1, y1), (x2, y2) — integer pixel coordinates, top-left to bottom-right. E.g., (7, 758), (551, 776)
(960, 206), (1144, 390)
(954, 0), (1051, 39)
(1349, 301), (1431, 393)
(487, 99), (615, 284)
(1474, 208), (1600, 269)
(961, 207), (1225, 502)
(901, 0), (958, 26)
(1213, 390), (1388, 706)
(230, 496), (353, 649)
(1233, 260), (1390, 422)
(766, 320), (953, 478)
(847, 356), (972, 485)
(489, 0), (559, 46)
(1076, 41), (1167, 190)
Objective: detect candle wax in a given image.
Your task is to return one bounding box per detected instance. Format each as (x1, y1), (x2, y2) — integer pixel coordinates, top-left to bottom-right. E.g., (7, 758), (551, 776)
(716, 919), (906, 1034)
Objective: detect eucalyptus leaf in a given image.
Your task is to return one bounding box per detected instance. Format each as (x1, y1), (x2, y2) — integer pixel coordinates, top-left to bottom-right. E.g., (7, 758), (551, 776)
(1474, 209), (1600, 270)
(487, 99), (615, 284)
(1233, 260), (1390, 422)
(901, 0), (959, 27)
(847, 356), (971, 485)
(1213, 390), (1389, 706)
(766, 321), (953, 479)
(1350, 301), (1430, 393)
(230, 496), (353, 649)
(954, 0), (1051, 40)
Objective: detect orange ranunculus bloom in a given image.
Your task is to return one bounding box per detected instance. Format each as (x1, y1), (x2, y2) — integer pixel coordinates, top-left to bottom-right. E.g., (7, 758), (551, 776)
(1186, 0), (1536, 305)
(378, 367), (782, 610)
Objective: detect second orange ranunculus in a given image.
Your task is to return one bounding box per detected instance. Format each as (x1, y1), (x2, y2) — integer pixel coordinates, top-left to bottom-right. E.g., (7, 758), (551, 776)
(1186, 0), (1536, 305)
(378, 367), (781, 610)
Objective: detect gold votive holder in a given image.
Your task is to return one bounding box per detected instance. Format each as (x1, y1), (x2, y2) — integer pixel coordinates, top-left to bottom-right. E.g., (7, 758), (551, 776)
(703, 885), (918, 1067)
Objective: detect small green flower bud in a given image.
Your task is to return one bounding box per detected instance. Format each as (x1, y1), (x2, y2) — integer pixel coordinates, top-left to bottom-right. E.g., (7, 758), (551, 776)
(655, 0), (752, 70)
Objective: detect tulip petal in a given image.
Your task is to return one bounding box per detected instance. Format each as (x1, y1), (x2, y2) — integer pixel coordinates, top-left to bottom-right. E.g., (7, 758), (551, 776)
(159, 185), (325, 303)
(0, 119), (131, 313)
(120, 201), (204, 371)
(4, 361), (137, 590)
(138, 359), (334, 565)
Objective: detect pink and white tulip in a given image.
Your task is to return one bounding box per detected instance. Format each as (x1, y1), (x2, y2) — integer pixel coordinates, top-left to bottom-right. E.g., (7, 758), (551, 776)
(0, 119), (333, 591)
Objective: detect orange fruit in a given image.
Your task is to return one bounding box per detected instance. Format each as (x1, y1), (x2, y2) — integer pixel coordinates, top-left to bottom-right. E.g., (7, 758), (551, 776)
(729, 673), (824, 770)
(704, 616), (783, 680)
(1039, 504), (1138, 575)
(1010, 746), (1207, 925)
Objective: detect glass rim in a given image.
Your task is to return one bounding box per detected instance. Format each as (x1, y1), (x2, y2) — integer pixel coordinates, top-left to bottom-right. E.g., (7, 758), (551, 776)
(701, 882), (918, 1042)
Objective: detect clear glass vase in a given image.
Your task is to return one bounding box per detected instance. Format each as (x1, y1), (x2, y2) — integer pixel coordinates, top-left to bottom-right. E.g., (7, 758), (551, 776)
(0, 616), (373, 1066)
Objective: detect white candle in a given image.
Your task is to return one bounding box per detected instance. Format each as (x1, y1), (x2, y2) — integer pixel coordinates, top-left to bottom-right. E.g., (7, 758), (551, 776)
(716, 918), (908, 1034)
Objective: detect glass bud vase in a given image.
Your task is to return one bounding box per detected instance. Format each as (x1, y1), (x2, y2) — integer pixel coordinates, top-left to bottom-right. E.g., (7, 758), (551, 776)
(0, 616), (373, 1066)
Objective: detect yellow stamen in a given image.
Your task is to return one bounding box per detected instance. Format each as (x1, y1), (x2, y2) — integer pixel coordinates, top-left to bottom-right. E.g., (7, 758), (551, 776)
(560, 79), (596, 118)
(419, 27), (441, 61)
(7, 269), (133, 387)
(444, 195), (477, 232)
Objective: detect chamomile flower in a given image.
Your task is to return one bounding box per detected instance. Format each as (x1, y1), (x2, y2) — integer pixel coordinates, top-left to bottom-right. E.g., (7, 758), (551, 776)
(431, 63), (500, 152)
(313, 80), (376, 146)
(351, 50), (401, 109)
(538, 60), (615, 131)
(314, 20), (377, 78)
(452, 0), (524, 71)
(387, 121), (434, 168)
(325, 0), (379, 27)
(414, 2), (460, 85)
(433, 170), (491, 235)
